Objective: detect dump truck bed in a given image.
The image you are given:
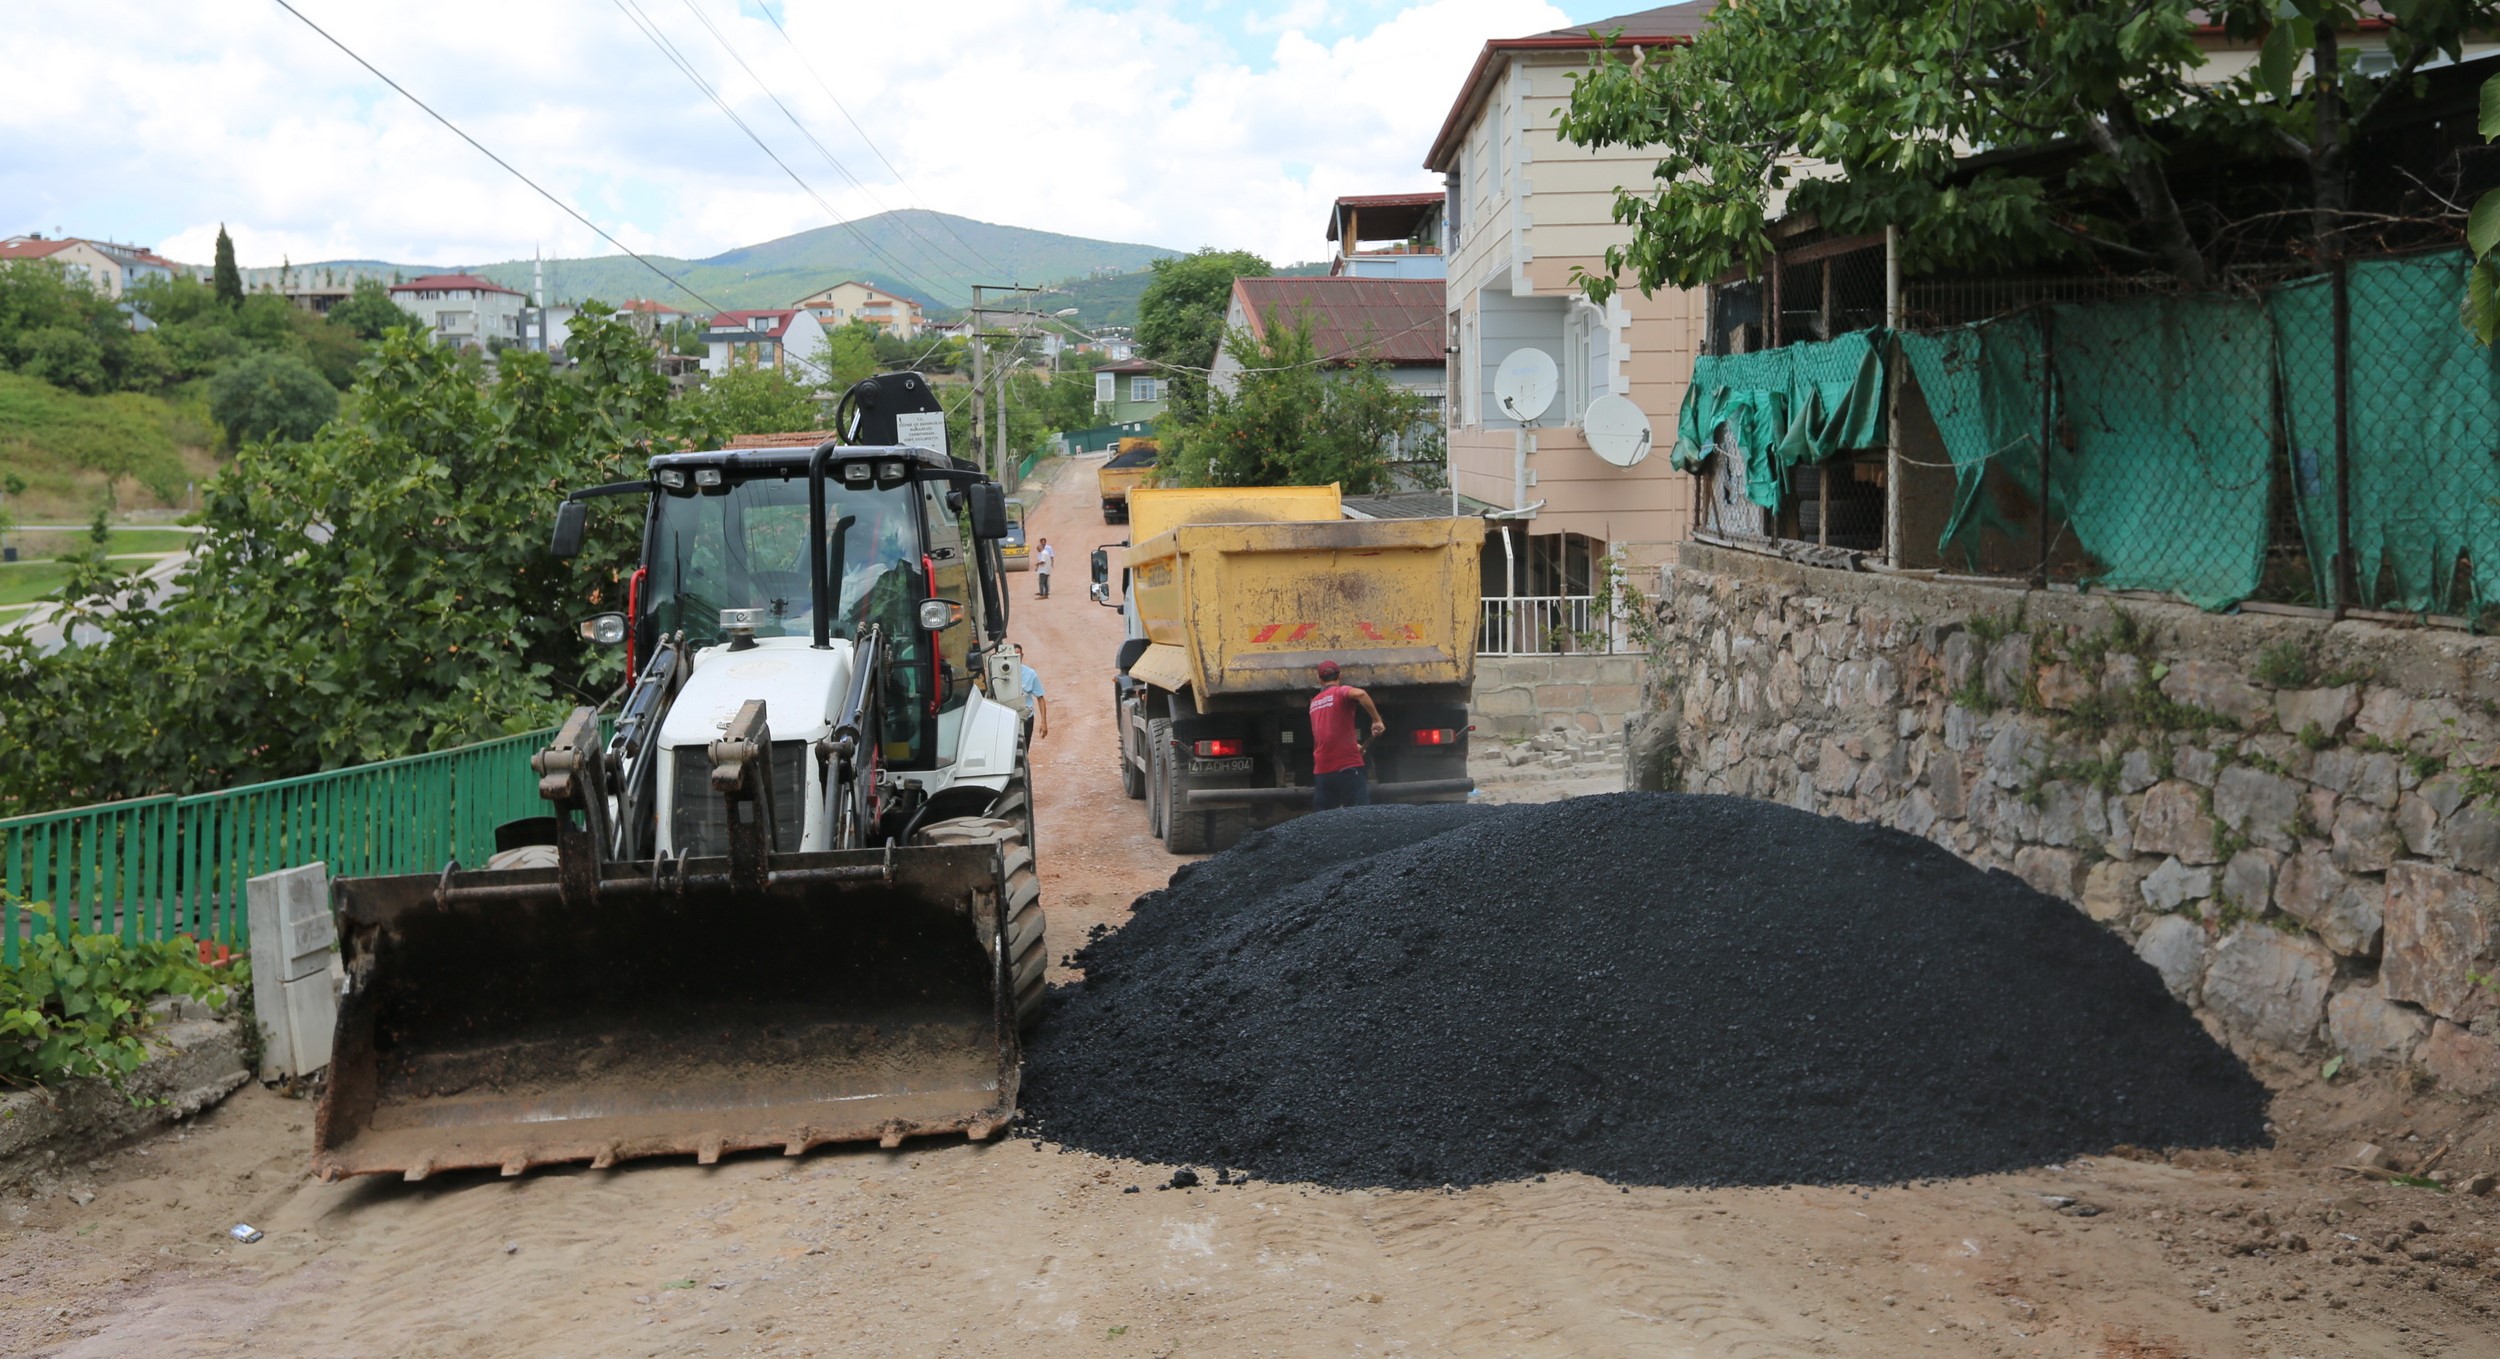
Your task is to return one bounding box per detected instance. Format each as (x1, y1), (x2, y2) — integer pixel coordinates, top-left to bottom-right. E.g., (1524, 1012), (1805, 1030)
(1123, 511), (1484, 699)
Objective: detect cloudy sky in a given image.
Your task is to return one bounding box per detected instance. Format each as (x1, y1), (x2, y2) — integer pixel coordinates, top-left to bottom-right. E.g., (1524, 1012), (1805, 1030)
(1, 0), (1647, 299)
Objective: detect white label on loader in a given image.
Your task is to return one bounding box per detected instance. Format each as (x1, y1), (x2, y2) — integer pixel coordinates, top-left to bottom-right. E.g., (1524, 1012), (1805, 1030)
(896, 412), (947, 456)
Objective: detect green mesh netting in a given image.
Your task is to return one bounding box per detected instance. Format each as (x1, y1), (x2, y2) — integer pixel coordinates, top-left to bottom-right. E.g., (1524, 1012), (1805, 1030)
(1900, 315), (2045, 565)
(1898, 298), (2271, 611)
(2271, 252), (2500, 615)
(1671, 329), (1889, 511)
(2050, 296), (2275, 611)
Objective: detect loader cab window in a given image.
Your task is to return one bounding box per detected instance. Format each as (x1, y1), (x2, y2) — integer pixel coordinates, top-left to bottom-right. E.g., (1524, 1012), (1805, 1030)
(922, 480), (977, 764)
(644, 471), (919, 650)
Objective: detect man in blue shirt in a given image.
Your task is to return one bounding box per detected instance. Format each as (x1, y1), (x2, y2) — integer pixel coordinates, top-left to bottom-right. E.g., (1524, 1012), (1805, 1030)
(1019, 662), (1048, 740)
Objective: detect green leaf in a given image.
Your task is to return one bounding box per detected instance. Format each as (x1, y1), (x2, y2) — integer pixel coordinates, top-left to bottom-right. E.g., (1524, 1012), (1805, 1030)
(2482, 72), (2500, 142)
(2259, 24), (2297, 101)
(2466, 259), (2500, 346)
(2475, 190), (2500, 258)
(2320, 1053), (2344, 1080)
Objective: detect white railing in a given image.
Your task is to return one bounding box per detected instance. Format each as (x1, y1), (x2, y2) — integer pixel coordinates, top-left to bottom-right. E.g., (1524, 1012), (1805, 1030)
(1478, 595), (1640, 656)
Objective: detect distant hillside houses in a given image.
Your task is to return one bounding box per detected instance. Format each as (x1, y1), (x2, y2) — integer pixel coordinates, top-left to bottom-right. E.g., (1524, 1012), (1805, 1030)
(793, 280), (923, 340)
(0, 234), (180, 298)
(701, 308), (830, 383)
(389, 273), (528, 351)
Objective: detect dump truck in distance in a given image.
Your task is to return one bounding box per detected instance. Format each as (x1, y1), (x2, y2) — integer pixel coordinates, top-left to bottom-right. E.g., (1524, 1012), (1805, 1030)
(1095, 438), (1159, 523)
(1093, 485), (1484, 853)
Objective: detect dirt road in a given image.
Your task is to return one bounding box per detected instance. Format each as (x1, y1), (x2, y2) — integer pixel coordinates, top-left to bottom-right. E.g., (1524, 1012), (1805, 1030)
(5, 456), (2494, 1358)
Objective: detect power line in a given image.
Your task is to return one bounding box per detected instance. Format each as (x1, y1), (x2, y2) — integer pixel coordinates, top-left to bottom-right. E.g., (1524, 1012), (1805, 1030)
(610, 0), (971, 307)
(268, 0), (738, 321)
(752, 4), (1005, 277)
(670, 0), (992, 286)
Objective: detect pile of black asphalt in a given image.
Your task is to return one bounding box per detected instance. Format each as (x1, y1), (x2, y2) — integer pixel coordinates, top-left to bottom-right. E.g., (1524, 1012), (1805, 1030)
(1019, 793), (2270, 1191)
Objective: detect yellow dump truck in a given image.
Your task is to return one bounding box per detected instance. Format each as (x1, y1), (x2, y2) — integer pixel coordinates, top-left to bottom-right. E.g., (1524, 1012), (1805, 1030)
(1089, 485), (1485, 853)
(1095, 438), (1159, 523)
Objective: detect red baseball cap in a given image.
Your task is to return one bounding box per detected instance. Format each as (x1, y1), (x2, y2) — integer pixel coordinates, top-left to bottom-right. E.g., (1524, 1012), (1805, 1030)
(1315, 659), (1341, 681)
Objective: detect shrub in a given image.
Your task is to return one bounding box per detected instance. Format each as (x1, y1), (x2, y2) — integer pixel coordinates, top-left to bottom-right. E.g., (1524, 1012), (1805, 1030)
(207, 351), (339, 446)
(0, 908), (248, 1090)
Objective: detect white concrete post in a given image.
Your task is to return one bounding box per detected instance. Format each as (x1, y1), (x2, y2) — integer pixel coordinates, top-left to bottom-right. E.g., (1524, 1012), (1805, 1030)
(246, 864), (338, 1081)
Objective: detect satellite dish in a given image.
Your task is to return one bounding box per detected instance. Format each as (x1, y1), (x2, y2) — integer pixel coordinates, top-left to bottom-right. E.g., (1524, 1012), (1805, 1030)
(1581, 394), (1653, 468)
(1492, 348), (1558, 423)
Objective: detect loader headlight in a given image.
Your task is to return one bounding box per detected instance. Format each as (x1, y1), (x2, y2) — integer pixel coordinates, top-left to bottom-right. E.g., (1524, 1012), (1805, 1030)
(841, 462), (872, 484)
(878, 461), (907, 484)
(578, 612), (629, 646)
(694, 467), (724, 487)
(916, 598), (965, 631)
(657, 469), (687, 489)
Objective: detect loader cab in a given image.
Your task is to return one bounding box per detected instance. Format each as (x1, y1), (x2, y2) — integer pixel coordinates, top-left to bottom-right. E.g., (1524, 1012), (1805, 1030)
(635, 446), (1003, 773)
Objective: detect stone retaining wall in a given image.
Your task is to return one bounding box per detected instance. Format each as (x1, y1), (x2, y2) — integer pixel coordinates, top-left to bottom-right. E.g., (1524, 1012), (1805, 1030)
(1637, 542), (2500, 1090)
(0, 1005), (250, 1187)
(1471, 654), (1646, 739)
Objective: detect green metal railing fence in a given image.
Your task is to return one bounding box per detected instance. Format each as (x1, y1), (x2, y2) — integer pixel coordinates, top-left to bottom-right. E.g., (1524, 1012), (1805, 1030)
(0, 726), (560, 964)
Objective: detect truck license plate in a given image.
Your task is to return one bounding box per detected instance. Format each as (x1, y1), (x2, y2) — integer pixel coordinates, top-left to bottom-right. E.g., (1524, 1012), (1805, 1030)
(1190, 757), (1254, 774)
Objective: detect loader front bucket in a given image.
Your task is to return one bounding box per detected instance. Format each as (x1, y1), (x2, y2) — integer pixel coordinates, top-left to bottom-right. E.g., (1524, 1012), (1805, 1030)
(311, 844), (1020, 1181)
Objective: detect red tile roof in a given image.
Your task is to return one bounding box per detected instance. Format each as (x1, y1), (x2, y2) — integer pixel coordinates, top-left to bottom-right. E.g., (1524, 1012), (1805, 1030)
(1425, 2), (1721, 171)
(389, 272), (524, 296)
(0, 238), (80, 262)
(1230, 277), (1445, 367)
(620, 298), (687, 314)
(1098, 357), (1160, 375)
(704, 308), (799, 338)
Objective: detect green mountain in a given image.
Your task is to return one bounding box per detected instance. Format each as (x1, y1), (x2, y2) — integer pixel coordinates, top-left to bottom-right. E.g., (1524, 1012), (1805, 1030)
(302, 211), (1182, 317)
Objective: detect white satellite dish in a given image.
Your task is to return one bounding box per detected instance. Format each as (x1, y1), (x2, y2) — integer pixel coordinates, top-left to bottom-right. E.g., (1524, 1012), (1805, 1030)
(1581, 393), (1654, 468)
(1492, 348), (1558, 423)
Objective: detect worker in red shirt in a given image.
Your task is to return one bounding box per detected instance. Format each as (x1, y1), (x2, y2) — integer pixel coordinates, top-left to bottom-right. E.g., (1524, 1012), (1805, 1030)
(1307, 658), (1385, 811)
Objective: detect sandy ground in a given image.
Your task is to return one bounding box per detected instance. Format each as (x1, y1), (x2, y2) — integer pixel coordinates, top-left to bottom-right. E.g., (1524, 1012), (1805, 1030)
(5, 456), (2496, 1359)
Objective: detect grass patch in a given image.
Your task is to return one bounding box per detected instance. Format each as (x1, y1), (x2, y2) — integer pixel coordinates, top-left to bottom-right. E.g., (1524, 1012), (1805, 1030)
(3, 528), (196, 559)
(0, 559), (77, 607)
(0, 372), (212, 518)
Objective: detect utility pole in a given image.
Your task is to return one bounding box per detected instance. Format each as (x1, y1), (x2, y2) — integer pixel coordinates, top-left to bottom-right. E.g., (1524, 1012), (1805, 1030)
(969, 285), (988, 480)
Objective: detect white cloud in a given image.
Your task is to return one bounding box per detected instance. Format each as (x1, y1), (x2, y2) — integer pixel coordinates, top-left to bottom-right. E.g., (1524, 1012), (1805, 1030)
(0, 0), (1569, 285)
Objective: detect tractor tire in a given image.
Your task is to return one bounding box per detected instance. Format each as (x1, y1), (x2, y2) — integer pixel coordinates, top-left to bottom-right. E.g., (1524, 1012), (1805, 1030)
(914, 807), (1047, 1030)
(1146, 717), (1172, 840)
(992, 756), (1037, 858)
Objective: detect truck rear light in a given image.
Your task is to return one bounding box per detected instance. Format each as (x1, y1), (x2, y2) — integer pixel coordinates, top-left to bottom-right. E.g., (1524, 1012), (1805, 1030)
(1192, 738), (1245, 758)
(1410, 728), (1459, 746)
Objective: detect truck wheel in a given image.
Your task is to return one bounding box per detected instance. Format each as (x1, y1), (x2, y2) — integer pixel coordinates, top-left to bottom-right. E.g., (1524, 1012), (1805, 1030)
(1163, 747), (1213, 855)
(914, 812), (1048, 1030)
(1203, 810), (1253, 854)
(1120, 721), (1145, 800)
(1145, 717), (1172, 838)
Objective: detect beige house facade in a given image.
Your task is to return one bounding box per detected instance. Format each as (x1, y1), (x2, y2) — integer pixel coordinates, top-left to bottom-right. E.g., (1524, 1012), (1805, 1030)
(0, 235), (179, 297)
(793, 280), (924, 340)
(1423, 5), (1716, 606)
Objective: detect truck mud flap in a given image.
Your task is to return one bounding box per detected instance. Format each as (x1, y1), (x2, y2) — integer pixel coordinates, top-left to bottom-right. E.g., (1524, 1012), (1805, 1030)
(311, 844), (1019, 1181)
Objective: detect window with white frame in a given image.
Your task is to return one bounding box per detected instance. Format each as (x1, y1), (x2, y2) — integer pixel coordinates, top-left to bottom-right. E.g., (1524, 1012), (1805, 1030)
(1129, 375), (1159, 403)
(1095, 372), (1114, 405)
(1563, 303), (1611, 421)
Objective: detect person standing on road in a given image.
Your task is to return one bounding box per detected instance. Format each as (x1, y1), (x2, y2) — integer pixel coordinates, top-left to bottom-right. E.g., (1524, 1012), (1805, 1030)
(1308, 659), (1383, 811)
(1020, 660), (1049, 741)
(1035, 538), (1055, 598)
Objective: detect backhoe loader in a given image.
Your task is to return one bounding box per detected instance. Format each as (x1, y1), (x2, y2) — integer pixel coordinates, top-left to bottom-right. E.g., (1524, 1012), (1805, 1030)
(312, 375), (1046, 1181)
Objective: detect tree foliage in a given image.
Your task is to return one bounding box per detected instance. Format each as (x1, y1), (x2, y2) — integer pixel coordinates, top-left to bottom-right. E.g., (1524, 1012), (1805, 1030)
(328, 277), (410, 341)
(680, 363), (824, 439)
(207, 351), (340, 446)
(211, 226), (242, 308)
(0, 306), (684, 811)
(1559, 0), (2496, 297)
(1135, 248), (1270, 424)
(1162, 313), (1442, 495)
